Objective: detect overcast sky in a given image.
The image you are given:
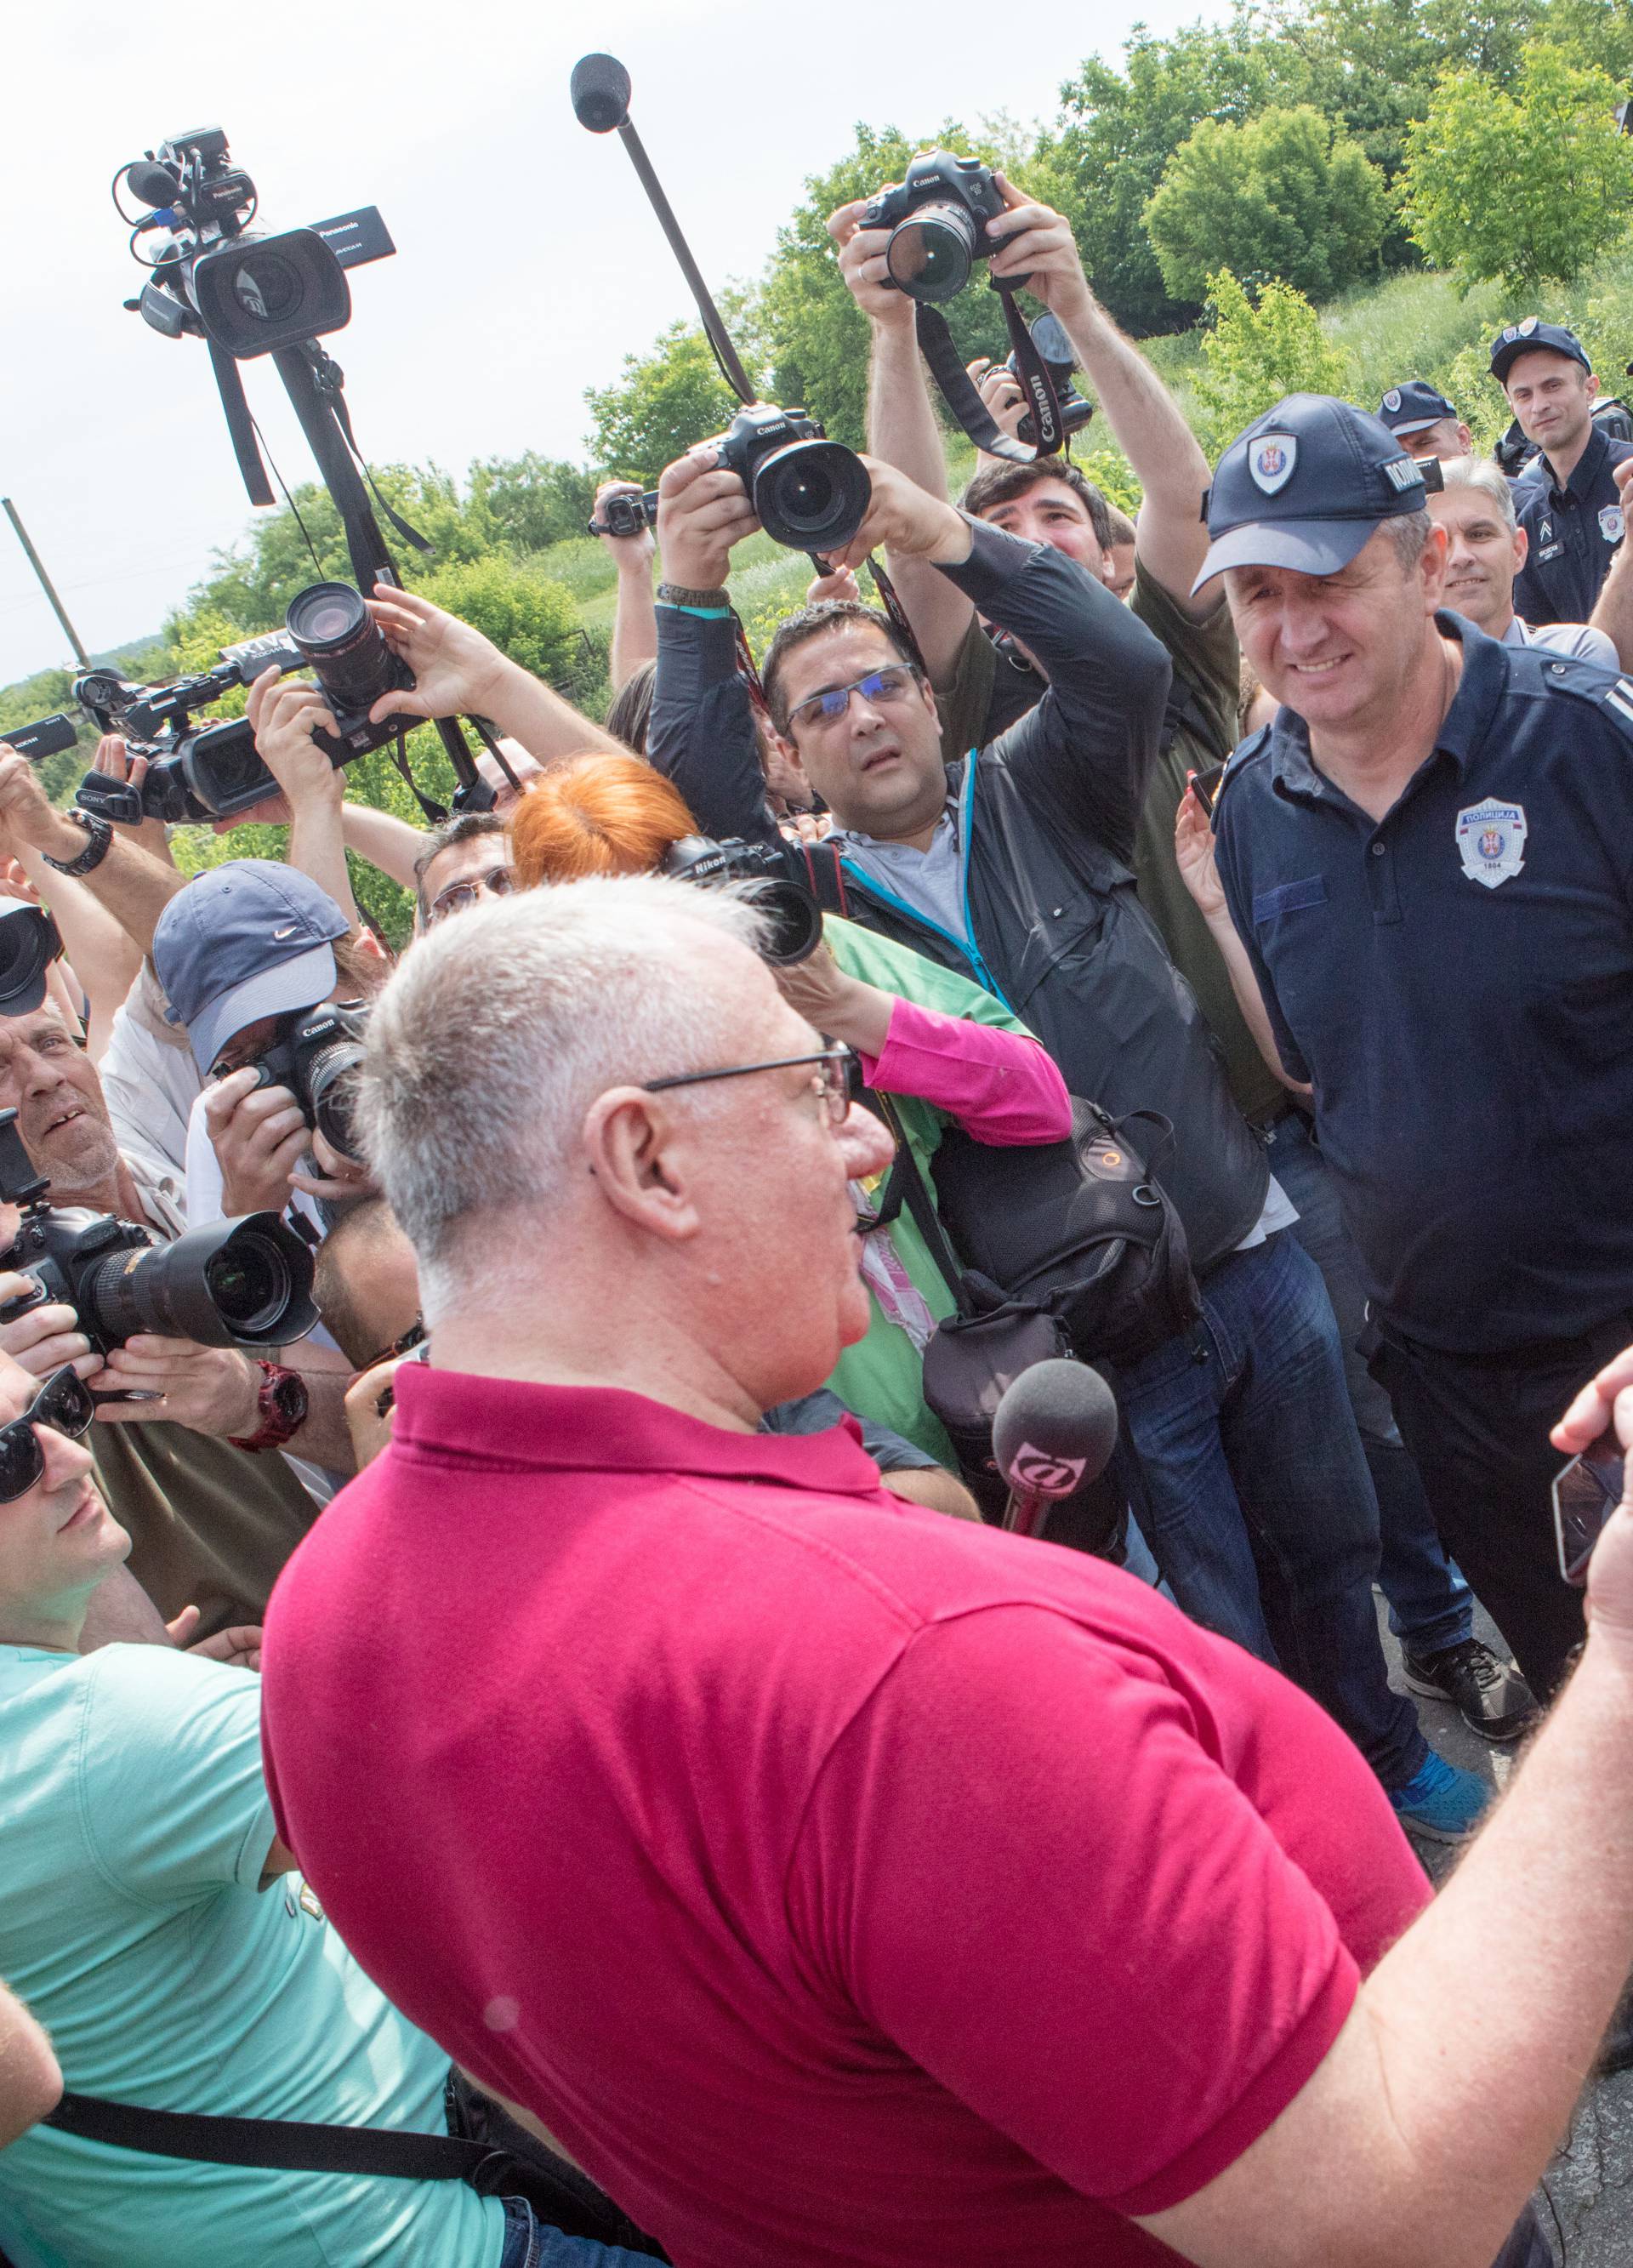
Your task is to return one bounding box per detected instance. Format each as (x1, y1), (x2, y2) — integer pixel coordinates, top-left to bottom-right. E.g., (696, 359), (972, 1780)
(1, 0), (1225, 687)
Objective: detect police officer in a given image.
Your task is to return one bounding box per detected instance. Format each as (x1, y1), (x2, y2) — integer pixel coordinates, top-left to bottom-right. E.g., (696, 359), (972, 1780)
(1376, 379), (1473, 462)
(1494, 319), (1633, 624)
(1198, 391), (1633, 1701)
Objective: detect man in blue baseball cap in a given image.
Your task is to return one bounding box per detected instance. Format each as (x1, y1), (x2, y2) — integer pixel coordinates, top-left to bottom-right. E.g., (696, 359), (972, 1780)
(1377, 379), (1473, 462)
(1179, 390), (1633, 1728)
(1492, 318), (1633, 624)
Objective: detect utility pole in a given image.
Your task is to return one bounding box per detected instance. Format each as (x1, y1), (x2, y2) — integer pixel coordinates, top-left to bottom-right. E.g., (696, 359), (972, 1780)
(2, 498), (89, 670)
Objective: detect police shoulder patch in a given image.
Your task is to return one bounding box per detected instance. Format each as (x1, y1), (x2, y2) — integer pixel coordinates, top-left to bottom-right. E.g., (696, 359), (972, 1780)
(1542, 664), (1633, 738)
(1602, 676), (1633, 736)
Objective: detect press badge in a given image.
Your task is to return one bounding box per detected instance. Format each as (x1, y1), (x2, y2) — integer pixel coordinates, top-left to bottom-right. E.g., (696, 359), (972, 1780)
(1455, 799), (1528, 889)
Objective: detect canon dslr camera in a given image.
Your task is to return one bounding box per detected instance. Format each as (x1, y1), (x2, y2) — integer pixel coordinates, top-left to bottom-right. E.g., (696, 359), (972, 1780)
(711, 407), (871, 558)
(225, 999), (371, 1165)
(663, 835), (822, 966)
(0, 1109), (317, 1358)
(862, 150), (1007, 305)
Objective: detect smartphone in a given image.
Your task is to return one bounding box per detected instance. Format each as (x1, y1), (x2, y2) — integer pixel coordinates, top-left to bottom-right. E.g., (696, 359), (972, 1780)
(1189, 761), (1226, 816)
(1552, 1430), (1625, 1586)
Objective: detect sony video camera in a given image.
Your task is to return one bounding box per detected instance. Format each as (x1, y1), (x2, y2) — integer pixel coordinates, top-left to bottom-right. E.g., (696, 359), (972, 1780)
(75, 581), (415, 827)
(587, 490), (658, 539)
(663, 835), (822, 966)
(0, 1108), (317, 1358)
(233, 1000), (371, 1165)
(862, 150), (1008, 305)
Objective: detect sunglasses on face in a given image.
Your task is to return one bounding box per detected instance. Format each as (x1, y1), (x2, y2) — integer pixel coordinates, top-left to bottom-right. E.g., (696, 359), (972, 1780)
(785, 665), (922, 737)
(427, 867), (515, 926)
(0, 1366), (94, 1504)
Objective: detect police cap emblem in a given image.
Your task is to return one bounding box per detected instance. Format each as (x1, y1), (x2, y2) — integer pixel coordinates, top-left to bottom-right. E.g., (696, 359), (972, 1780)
(1249, 435), (1298, 495)
(1383, 388), (1402, 413)
(1518, 316), (1539, 336)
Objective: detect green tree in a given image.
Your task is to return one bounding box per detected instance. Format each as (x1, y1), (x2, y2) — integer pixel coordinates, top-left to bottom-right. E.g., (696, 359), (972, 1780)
(1193, 269), (1355, 449)
(1400, 43), (1633, 289)
(468, 453), (599, 555)
(1146, 106), (1391, 305)
(583, 321), (757, 488)
(760, 121), (1023, 450)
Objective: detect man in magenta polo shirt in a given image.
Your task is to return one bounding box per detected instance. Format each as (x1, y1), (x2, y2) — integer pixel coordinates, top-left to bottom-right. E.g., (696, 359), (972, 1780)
(260, 875), (1633, 2268)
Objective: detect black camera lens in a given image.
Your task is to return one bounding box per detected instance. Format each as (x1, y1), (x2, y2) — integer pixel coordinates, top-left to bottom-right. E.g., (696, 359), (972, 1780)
(885, 200), (981, 303)
(303, 1040), (367, 1163)
(191, 228), (352, 359)
(749, 880), (823, 966)
(286, 581), (408, 715)
(83, 1213), (318, 1350)
(183, 716), (276, 821)
(752, 442), (872, 554)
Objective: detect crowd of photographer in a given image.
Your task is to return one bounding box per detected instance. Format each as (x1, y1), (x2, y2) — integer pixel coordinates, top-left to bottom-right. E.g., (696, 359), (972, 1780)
(5, 99), (1633, 2268)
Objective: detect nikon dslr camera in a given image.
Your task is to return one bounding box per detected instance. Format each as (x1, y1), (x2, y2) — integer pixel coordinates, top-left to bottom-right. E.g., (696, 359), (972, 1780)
(862, 150), (1007, 305)
(663, 835), (822, 966)
(0, 1109), (317, 1359)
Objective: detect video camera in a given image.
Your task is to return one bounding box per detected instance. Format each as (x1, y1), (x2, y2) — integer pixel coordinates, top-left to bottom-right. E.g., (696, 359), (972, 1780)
(663, 835), (822, 966)
(118, 126), (391, 362)
(0, 716), (80, 767)
(73, 581), (416, 827)
(0, 1108), (317, 1359)
(588, 491), (658, 539)
(229, 1000), (370, 1165)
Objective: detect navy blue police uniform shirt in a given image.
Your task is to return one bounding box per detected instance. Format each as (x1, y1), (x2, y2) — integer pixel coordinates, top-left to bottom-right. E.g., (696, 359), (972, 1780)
(1511, 421), (1633, 625)
(1213, 616), (1633, 1355)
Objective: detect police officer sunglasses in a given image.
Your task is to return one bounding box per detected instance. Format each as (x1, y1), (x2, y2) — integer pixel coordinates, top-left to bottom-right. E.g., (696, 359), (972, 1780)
(785, 665), (922, 736)
(0, 1365), (95, 1504)
(641, 1046), (863, 1127)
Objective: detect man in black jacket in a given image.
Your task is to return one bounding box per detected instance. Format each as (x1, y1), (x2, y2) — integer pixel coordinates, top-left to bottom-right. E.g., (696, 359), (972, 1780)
(646, 448), (1484, 1839)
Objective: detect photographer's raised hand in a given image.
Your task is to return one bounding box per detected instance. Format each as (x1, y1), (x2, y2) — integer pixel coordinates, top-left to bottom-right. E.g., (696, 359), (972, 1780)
(89, 737), (174, 866)
(967, 356), (1027, 449)
(828, 458), (970, 578)
(365, 585), (623, 765)
(656, 447), (760, 590)
(0, 749), (182, 958)
(243, 668), (359, 923)
(0, 1272), (99, 1382)
(203, 1064), (310, 1217)
(983, 174), (1093, 324)
(828, 195), (914, 331)
(594, 481), (660, 692)
(94, 1335), (264, 1435)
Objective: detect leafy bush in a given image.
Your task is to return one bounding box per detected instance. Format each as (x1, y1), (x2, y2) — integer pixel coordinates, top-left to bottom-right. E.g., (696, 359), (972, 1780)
(1194, 271), (1355, 451)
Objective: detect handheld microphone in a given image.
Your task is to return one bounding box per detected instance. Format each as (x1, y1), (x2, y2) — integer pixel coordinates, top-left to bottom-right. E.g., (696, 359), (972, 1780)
(991, 1359), (1118, 1538)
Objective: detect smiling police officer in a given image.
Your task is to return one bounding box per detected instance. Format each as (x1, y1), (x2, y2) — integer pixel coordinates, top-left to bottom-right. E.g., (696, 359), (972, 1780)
(1202, 392), (1633, 1703)
(1497, 319), (1633, 625)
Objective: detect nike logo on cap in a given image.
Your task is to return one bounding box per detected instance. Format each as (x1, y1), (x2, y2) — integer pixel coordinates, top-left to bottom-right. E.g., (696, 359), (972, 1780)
(272, 924), (298, 939)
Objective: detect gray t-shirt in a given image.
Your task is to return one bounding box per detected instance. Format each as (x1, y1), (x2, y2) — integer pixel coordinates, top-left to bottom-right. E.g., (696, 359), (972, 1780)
(1505, 615), (1619, 669)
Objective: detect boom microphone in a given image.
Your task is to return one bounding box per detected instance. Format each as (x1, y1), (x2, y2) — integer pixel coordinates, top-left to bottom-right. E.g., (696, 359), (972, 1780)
(571, 54), (633, 133)
(992, 1359), (1118, 1538)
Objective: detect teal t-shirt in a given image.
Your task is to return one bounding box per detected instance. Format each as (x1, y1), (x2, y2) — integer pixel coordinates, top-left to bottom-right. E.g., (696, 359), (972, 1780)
(0, 1643), (504, 2268)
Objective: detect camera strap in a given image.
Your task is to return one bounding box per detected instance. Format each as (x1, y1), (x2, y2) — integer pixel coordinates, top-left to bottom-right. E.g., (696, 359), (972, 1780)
(316, 361), (434, 557)
(207, 341), (275, 508)
(913, 281), (1065, 464)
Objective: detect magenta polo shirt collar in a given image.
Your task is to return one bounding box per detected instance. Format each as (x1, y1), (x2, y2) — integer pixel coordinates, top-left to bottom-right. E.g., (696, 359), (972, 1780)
(390, 1365), (888, 1495)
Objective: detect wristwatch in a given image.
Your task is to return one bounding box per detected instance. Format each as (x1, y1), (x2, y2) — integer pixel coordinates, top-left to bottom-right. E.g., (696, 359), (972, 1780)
(227, 1361), (309, 1452)
(43, 811), (113, 877)
(657, 582), (731, 610)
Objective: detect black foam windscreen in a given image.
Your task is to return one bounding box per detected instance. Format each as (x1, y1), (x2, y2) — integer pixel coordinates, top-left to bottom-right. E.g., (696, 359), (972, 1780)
(992, 1359), (1118, 1501)
(571, 54), (632, 133)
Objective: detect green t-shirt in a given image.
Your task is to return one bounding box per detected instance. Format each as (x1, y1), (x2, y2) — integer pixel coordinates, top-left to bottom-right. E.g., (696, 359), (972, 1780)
(933, 566), (1285, 1126)
(0, 1643), (504, 2268)
(822, 915), (1040, 1461)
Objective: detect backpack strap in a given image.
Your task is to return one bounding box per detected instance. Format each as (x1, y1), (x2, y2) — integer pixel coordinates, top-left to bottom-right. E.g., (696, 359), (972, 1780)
(46, 2088), (496, 2186)
(864, 1096), (976, 1318)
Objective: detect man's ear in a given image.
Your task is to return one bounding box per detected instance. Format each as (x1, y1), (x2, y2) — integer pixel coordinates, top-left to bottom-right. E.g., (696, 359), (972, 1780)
(580, 1088), (702, 1244)
(1420, 520), (1450, 610)
(767, 725), (814, 795)
(1512, 522), (1529, 574)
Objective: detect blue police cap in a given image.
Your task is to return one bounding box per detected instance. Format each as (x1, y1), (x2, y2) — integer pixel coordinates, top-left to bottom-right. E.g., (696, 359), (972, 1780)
(1489, 318), (1590, 385)
(1377, 379), (1459, 436)
(1193, 394), (1431, 595)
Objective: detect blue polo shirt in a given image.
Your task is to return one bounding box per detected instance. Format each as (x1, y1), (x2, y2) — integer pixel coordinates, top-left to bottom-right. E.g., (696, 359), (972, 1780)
(1214, 616), (1633, 1353)
(1512, 420), (1633, 625)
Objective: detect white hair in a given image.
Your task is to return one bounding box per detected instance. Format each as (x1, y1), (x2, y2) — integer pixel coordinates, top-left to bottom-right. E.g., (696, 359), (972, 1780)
(1436, 455), (1518, 533)
(356, 875), (770, 1296)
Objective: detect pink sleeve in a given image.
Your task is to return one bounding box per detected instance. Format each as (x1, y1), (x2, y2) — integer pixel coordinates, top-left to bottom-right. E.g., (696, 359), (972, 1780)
(858, 996), (1072, 1146)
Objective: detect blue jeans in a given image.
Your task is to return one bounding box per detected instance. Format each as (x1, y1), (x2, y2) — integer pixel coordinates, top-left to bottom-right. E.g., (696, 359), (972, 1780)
(1264, 1112), (1474, 1656)
(498, 2196), (653, 2267)
(1116, 1229), (1426, 1789)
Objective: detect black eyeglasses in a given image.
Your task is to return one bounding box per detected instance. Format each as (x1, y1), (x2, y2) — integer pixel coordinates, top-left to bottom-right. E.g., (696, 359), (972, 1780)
(427, 867), (515, 926)
(641, 1046), (862, 1126)
(354, 1317), (426, 1377)
(0, 1366), (94, 1504)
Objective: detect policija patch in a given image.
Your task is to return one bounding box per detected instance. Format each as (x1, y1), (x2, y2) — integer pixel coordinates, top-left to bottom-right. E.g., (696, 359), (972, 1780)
(1455, 798), (1528, 889)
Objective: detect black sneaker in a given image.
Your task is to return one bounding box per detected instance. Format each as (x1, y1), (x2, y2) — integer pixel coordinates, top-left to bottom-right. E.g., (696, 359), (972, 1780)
(1403, 1638), (1539, 1744)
